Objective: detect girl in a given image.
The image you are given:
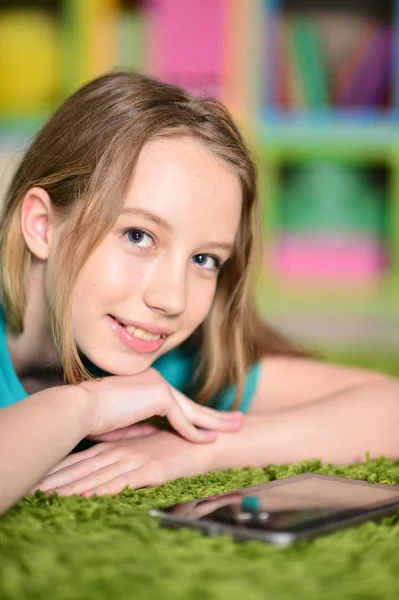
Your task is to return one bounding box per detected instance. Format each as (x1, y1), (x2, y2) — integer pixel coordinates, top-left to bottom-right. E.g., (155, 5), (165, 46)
(0, 72), (398, 514)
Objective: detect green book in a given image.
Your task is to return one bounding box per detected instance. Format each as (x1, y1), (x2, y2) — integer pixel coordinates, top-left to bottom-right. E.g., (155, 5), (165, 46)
(290, 17), (329, 108)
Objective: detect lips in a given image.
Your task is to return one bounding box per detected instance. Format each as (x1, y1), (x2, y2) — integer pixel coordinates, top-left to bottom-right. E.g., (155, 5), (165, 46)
(110, 315), (172, 338)
(108, 315), (168, 354)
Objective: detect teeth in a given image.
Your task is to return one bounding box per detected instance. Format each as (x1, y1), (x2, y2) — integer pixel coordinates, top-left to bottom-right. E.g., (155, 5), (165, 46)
(125, 325), (162, 341)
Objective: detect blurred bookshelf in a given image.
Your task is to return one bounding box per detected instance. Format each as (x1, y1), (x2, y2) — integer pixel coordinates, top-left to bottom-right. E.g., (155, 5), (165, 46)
(1, 0), (399, 353)
(251, 0), (399, 352)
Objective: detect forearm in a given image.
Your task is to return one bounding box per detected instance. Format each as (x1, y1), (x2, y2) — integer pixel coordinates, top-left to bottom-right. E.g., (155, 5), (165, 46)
(0, 386), (92, 514)
(204, 381), (399, 470)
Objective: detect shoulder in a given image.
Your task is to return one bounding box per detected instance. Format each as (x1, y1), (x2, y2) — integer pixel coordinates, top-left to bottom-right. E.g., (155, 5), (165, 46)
(248, 355), (392, 414)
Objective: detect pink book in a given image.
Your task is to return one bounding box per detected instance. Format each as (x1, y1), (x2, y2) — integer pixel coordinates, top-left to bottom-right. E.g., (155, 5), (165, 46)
(146, 0), (224, 97)
(272, 234), (386, 285)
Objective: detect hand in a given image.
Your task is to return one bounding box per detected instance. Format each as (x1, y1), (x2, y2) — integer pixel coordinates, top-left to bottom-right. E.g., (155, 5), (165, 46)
(80, 368), (243, 444)
(31, 430), (213, 497)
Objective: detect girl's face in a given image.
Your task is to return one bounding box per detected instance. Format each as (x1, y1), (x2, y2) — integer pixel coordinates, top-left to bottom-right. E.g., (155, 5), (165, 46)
(70, 137), (242, 375)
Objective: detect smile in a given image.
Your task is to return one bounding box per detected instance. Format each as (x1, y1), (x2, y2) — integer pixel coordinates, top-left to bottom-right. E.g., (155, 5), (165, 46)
(108, 315), (169, 354)
(122, 324), (164, 341)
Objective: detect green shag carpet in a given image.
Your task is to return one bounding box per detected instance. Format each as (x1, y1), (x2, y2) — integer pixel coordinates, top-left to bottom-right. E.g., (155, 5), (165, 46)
(1, 354), (399, 600)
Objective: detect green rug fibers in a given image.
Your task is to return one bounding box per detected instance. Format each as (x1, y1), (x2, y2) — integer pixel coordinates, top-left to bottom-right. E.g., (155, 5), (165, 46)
(1, 355), (399, 600)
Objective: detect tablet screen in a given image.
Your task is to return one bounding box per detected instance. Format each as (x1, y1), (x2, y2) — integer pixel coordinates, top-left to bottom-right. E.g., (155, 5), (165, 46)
(164, 474), (399, 532)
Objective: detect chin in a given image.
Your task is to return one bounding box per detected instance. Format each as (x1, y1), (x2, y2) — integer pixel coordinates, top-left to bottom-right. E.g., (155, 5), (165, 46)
(85, 351), (154, 377)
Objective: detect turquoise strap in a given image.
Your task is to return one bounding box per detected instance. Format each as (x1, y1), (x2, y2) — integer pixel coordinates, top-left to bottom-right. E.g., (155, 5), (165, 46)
(212, 361), (261, 413)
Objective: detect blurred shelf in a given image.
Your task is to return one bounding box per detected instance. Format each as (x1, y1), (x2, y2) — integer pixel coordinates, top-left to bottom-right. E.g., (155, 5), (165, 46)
(263, 309), (399, 353)
(257, 274), (399, 315)
(256, 276), (399, 351)
(0, 114), (47, 132)
(263, 108), (399, 123)
(0, 114), (49, 149)
(254, 114), (399, 156)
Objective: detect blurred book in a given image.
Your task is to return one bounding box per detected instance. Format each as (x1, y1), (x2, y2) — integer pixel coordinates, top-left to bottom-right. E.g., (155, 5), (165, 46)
(334, 24), (392, 108)
(269, 11), (393, 112)
(290, 17), (328, 108)
(117, 6), (146, 71)
(147, 0), (224, 97)
(67, 0), (119, 85)
(272, 162), (387, 286)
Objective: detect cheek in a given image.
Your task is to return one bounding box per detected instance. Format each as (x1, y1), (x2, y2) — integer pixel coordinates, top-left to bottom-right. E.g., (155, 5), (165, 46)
(73, 247), (144, 310)
(186, 276), (218, 327)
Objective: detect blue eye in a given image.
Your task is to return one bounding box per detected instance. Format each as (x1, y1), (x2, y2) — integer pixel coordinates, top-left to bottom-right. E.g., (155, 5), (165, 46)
(125, 228), (154, 249)
(193, 254), (222, 272)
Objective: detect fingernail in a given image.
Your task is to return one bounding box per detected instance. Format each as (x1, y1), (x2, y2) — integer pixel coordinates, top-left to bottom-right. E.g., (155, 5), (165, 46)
(204, 430), (218, 441)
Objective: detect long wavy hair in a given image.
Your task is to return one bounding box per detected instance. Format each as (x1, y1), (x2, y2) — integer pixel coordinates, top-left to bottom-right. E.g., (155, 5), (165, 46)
(0, 72), (304, 407)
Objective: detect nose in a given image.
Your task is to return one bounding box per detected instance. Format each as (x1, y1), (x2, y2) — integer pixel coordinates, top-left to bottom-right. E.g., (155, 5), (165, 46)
(143, 255), (187, 316)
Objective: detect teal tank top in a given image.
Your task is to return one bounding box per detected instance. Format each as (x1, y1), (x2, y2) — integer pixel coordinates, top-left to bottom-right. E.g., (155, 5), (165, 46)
(0, 312), (260, 412)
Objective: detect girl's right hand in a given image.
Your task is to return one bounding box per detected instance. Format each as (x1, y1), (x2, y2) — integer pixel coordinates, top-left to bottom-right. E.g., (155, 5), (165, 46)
(79, 368), (243, 444)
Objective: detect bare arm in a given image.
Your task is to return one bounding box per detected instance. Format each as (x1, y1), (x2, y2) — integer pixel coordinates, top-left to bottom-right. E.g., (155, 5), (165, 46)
(0, 387), (92, 514)
(203, 379), (399, 469)
(0, 371), (242, 515)
(28, 376), (399, 497)
(249, 356), (393, 413)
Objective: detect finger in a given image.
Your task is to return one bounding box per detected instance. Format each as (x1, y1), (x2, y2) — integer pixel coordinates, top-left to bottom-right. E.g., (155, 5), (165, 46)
(54, 462), (136, 497)
(89, 424), (158, 442)
(171, 389), (243, 431)
(166, 401), (218, 444)
(195, 405), (244, 421)
(29, 446), (103, 492)
(33, 450), (117, 493)
(45, 444), (102, 477)
(190, 407), (243, 432)
(177, 400), (243, 432)
(81, 466), (154, 497)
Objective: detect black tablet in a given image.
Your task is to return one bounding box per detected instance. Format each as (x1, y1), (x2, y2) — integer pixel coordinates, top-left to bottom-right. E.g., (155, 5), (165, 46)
(149, 473), (399, 546)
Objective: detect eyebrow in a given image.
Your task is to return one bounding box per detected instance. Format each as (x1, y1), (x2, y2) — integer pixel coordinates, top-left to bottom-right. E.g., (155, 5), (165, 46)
(205, 241), (234, 254)
(120, 206), (234, 254)
(120, 207), (174, 232)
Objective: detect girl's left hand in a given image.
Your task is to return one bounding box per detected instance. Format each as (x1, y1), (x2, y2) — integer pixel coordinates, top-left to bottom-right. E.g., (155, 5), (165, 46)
(30, 429), (213, 497)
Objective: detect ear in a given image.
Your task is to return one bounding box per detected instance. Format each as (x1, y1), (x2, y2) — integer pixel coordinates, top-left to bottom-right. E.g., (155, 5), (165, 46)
(20, 187), (56, 260)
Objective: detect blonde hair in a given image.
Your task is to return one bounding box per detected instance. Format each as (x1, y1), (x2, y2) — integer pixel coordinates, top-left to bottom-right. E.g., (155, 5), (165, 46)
(0, 72), (303, 407)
